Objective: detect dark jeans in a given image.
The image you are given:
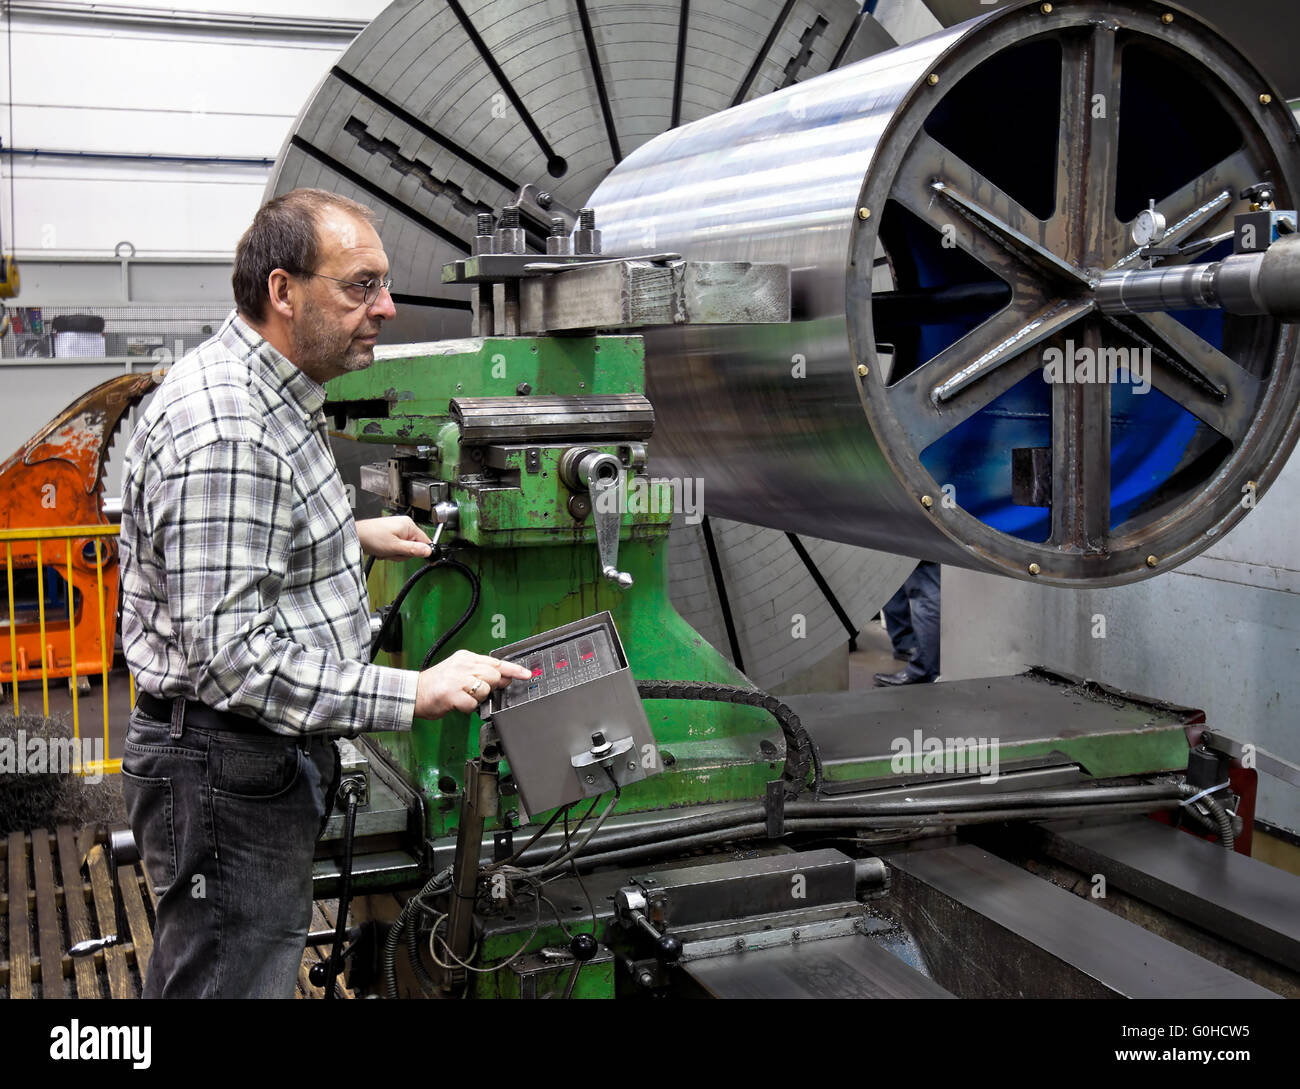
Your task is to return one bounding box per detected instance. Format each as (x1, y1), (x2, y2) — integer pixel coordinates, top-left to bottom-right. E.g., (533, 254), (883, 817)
(882, 561), (941, 681)
(120, 708), (338, 998)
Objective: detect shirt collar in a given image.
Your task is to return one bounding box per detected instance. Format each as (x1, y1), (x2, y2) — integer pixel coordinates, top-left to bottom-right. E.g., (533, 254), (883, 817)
(220, 310), (327, 419)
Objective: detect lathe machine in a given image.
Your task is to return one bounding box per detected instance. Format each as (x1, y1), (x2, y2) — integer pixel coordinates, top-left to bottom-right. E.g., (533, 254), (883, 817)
(257, 0), (1300, 998)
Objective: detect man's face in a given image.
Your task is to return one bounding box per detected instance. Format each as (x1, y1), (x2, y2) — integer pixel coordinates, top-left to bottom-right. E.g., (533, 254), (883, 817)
(289, 209), (397, 383)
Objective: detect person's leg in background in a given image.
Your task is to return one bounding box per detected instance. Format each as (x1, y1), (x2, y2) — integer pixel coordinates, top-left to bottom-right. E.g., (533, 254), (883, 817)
(904, 561), (940, 680)
(874, 561), (941, 686)
(881, 579), (917, 662)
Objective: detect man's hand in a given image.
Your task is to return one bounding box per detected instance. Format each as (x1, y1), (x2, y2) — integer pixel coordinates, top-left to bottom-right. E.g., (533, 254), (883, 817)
(414, 649), (532, 718)
(356, 515), (434, 560)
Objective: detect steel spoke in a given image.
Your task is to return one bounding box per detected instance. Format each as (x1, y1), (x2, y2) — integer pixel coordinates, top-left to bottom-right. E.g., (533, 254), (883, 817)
(1050, 22), (1122, 265)
(892, 129), (1060, 290)
(889, 298), (1093, 452)
(1048, 322), (1112, 552)
(930, 181), (1092, 289)
(1121, 312), (1262, 444)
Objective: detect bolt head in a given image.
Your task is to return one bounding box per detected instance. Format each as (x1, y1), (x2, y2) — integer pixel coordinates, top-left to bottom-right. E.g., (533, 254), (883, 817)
(926, 73), (940, 86)
(920, 495), (933, 509)
(1260, 93), (1273, 106)
(857, 207), (871, 220)
(1028, 563), (1041, 576)
(1041, 2), (1053, 12)
(1146, 555), (1159, 567)
(1161, 11), (1174, 23)
(856, 363), (869, 377)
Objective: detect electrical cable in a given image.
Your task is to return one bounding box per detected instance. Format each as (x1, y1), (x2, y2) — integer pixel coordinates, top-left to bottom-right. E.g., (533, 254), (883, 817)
(368, 559), (439, 661)
(382, 865), (452, 998)
(426, 880), (543, 973)
(1190, 792), (1236, 851)
(522, 795), (599, 872)
(405, 900), (439, 994)
(367, 553), (481, 666)
(322, 786), (361, 999)
(509, 785), (621, 880)
(487, 804), (567, 869)
(418, 556), (480, 669)
(552, 843), (601, 1000)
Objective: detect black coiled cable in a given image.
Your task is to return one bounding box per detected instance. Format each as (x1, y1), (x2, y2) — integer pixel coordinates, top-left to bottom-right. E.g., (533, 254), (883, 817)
(367, 554), (481, 666)
(418, 557), (480, 670)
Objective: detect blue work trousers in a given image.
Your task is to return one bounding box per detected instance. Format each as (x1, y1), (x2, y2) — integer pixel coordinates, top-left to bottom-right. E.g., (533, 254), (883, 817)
(882, 561), (941, 681)
(120, 709), (338, 998)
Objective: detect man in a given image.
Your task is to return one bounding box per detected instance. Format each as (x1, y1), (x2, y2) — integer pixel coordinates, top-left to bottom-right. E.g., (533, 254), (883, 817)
(873, 561), (940, 686)
(118, 188), (529, 997)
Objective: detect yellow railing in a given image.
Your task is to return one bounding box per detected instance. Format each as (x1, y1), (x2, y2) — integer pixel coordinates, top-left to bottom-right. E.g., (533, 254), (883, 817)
(0, 524), (128, 777)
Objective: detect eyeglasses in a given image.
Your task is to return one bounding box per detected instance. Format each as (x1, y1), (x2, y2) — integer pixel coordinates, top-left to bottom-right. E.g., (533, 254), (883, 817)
(303, 272), (393, 307)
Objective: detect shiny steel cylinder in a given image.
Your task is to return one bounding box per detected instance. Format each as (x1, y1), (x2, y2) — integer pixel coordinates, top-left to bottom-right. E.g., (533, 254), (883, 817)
(1096, 241), (1300, 318)
(1095, 264), (1220, 314)
(590, 1), (1300, 585)
(1217, 236), (1300, 321)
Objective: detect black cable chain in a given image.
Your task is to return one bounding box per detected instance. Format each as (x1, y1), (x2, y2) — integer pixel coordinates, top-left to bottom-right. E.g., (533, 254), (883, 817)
(635, 680), (821, 796)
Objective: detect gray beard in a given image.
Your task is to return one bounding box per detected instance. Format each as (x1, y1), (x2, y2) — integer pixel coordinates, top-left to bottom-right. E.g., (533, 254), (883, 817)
(290, 300), (374, 381)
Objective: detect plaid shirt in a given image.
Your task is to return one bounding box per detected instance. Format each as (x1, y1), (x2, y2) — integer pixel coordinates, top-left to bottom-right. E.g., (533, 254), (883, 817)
(119, 311), (417, 737)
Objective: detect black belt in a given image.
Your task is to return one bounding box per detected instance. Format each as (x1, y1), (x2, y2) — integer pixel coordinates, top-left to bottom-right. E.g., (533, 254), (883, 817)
(135, 691), (278, 737)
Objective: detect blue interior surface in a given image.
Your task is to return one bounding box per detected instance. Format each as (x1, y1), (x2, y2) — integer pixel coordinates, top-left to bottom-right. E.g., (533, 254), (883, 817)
(918, 328), (1215, 542)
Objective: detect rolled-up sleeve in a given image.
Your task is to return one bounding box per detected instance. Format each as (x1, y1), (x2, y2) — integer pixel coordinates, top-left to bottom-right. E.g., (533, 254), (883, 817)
(149, 439), (417, 736)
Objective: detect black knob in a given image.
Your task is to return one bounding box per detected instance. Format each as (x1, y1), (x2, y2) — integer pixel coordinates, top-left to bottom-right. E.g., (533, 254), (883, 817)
(591, 731), (606, 746)
(570, 933), (598, 961)
(308, 961), (329, 986)
(657, 934), (683, 964)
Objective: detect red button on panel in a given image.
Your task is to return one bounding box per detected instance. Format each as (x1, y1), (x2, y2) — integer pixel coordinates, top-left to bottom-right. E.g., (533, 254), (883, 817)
(555, 659), (568, 670)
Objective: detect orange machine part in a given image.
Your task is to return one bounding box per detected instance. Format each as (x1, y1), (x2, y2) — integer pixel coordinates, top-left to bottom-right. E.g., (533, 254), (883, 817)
(0, 373), (155, 684)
